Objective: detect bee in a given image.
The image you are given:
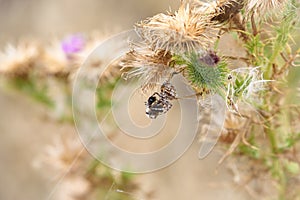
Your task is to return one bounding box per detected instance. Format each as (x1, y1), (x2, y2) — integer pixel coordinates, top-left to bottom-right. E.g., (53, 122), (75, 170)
(145, 82), (176, 119)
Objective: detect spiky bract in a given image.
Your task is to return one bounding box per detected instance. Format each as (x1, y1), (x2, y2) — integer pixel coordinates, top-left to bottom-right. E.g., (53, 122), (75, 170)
(135, 1), (219, 54)
(177, 51), (228, 94)
(121, 48), (174, 92)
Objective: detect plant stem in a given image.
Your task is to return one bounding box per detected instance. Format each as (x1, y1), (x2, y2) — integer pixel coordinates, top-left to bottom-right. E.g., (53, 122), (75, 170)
(265, 123), (278, 154)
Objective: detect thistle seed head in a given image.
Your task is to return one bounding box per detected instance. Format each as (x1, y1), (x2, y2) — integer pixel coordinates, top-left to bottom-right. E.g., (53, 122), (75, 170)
(245, 0), (288, 15)
(0, 41), (40, 77)
(121, 47), (174, 92)
(135, 1), (219, 54)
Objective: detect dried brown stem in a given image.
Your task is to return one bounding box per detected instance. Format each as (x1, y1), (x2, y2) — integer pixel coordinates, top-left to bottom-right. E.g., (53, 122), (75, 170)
(250, 12), (258, 36)
(218, 120), (251, 165)
(223, 55), (250, 64)
(231, 13), (249, 42)
(275, 52), (299, 77)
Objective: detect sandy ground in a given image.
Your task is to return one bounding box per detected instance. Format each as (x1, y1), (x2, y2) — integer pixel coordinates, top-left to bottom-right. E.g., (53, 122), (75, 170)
(0, 90), (251, 200)
(0, 90), (52, 200)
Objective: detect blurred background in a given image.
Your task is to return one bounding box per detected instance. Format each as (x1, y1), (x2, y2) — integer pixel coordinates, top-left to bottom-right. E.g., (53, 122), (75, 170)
(0, 0), (253, 200)
(0, 0), (179, 44)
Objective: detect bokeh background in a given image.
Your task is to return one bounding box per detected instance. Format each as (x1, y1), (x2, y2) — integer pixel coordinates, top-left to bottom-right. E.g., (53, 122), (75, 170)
(0, 0), (254, 199)
(0, 0), (179, 44)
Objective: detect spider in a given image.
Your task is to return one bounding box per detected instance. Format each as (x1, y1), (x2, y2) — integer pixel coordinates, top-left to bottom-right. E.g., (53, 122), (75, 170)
(145, 82), (176, 119)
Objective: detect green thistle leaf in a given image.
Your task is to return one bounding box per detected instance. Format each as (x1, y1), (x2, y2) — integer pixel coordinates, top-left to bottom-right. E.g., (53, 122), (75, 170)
(9, 77), (54, 107)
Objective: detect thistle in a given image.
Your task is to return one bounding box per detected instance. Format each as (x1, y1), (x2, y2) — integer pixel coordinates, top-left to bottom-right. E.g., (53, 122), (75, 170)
(34, 133), (88, 175)
(0, 41), (40, 77)
(61, 34), (86, 56)
(121, 47), (174, 92)
(135, 1), (219, 54)
(193, 0), (245, 23)
(245, 0), (288, 15)
(174, 51), (228, 96)
(41, 39), (72, 76)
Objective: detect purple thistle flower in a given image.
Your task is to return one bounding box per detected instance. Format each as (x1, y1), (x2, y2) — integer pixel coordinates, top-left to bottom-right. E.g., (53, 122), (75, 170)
(61, 34), (85, 55)
(199, 51), (220, 67)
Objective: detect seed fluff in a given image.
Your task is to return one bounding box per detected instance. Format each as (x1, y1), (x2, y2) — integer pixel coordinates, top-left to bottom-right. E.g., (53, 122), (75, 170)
(121, 46), (175, 92)
(135, 1), (220, 54)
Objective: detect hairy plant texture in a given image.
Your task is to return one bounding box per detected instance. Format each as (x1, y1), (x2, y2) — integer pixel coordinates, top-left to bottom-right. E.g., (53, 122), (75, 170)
(246, 0), (288, 15)
(226, 67), (270, 112)
(178, 51), (228, 95)
(121, 48), (174, 92)
(0, 42), (40, 76)
(211, 0), (245, 23)
(136, 1), (219, 54)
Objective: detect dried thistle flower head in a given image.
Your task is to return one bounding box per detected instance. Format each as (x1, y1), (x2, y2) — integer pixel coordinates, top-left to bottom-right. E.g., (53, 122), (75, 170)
(0, 42), (40, 76)
(121, 47), (174, 92)
(191, 0), (244, 23)
(33, 133), (88, 176)
(245, 0), (288, 15)
(136, 1), (219, 54)
(68, 32), (122, 84)
(55, 176), (90, 200)
(41, 39), (72, 75)
(210, 0), (244, 23)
